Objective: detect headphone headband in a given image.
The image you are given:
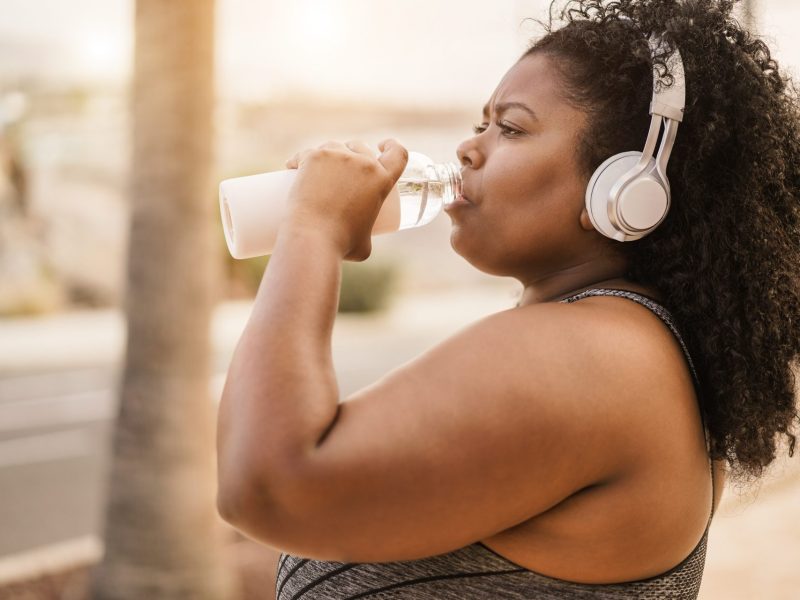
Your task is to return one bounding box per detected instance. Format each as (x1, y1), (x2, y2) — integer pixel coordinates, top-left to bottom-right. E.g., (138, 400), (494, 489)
(648, 34), (686, 123)
(584, 32), (687, 242)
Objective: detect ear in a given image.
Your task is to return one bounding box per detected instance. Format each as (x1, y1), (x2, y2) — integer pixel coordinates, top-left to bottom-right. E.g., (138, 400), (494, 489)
(579, 206), (596, 232)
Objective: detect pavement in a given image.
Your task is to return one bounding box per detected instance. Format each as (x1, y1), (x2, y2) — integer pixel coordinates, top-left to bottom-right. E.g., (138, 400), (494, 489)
(0, 282), (521, 376)
(0, 282), (798, 597)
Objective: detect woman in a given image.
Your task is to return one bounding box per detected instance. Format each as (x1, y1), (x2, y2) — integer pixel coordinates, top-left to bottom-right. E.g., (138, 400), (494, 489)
(217, 0), (800, 597)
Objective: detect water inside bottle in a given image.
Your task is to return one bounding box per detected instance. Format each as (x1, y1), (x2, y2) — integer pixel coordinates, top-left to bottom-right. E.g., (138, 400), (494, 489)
(396, 178), (445, 230)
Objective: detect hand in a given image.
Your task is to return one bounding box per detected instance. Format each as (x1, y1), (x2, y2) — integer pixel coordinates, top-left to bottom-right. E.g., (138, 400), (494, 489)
(283, 139), (408, 261)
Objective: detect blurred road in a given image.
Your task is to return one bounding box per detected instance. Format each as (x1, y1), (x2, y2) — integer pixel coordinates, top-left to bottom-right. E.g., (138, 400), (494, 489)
(0, 284), (519, 559)
(0, 366), (114, 557)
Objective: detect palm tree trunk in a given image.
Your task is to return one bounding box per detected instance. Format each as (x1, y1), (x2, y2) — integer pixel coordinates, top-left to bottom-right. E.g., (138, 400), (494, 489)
(90, 1), (231, 598)
(742, 0), (758, 32)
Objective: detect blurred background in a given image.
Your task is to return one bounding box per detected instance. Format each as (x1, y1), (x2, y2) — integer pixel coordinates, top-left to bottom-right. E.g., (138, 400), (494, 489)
(0, 1), (798, 598)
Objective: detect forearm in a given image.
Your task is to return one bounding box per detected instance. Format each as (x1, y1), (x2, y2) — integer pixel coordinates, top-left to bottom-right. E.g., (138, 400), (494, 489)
(217, 223), (343, 502)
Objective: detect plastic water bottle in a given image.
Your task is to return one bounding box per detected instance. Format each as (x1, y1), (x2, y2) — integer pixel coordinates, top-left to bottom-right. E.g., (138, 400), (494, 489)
(219, 151), (461, 259)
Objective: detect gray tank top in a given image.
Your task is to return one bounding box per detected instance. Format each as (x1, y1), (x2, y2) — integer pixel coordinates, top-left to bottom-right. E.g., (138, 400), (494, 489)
(276, 288), (714, 599)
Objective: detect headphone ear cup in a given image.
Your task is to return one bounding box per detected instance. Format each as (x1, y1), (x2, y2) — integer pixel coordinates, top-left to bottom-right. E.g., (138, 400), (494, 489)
(586, 152), (643, 240)
(586, 152), (670, 242)
(616, 170), (670, 232)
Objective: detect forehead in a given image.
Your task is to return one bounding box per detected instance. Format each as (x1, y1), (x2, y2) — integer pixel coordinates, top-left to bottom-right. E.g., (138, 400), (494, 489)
(483, 53), (578, 121)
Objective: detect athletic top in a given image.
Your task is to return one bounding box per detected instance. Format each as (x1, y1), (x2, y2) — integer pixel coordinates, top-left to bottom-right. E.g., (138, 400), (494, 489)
(275, 288), (715, 599)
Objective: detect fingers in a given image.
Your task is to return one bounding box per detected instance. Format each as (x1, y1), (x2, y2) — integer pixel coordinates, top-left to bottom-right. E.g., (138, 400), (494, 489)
(286, 147), (320, 169)
(285, 149), (310, 169)
(377, 138), (409, 182)
(285, 141), (355, 169)
(343, 140), (377, 157)
(285, 141), (339, 169)
(285, 139), (405, 178)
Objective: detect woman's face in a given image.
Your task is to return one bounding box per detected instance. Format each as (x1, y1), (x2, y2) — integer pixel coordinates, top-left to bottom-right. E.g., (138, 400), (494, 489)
(448, 52), (594, 283)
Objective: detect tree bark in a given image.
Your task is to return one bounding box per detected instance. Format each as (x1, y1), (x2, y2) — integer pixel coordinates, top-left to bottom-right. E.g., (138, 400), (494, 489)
(90, 1), (232, 598)
(742, 0), (758, 32)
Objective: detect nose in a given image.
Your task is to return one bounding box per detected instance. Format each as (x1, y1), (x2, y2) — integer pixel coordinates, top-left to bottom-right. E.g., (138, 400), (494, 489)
(456, 136), (483, 170)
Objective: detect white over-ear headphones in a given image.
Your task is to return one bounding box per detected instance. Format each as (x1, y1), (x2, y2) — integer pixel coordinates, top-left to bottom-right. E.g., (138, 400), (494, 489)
(585, 34), (686, 242)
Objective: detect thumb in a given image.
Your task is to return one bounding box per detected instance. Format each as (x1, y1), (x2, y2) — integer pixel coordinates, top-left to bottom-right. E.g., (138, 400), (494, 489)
(377, 138), (409, 183)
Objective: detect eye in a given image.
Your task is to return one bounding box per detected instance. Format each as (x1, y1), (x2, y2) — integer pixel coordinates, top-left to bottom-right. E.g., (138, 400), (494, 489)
(471, 121), (523, 137)
(497, 121), (523, 137)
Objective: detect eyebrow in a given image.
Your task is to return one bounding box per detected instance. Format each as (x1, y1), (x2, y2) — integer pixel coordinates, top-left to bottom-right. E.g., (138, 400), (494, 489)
(482, 101), (538, 121)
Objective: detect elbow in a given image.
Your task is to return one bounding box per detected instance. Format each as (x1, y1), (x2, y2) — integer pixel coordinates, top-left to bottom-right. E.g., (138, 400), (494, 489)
(216, 445), (319, 538)
(216, 442), (272, 526)
(216, 486), (241, 526)
(216, 471), (296, 538)
(216, 476), (277, 542)
(216, 461), (270, 528)
(216, 476), (251, 527)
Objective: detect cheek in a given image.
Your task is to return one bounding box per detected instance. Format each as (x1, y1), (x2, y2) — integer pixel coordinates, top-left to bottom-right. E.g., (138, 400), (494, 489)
(481, 171), (586, 258)
(482, 163), (571, 232)
(490, 144), (574, 202)
(448, 148), (586, 268)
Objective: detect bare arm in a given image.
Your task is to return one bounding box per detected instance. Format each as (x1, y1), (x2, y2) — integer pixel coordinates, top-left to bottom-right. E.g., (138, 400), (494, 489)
(217, 139), (408, 513)
(216, 223), (345, 505)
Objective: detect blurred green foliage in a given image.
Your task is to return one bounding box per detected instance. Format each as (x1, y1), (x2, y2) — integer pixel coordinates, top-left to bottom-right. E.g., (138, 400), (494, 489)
(218, 210), (399, 313)
(223, 248), (399, 314)
(337, 260), (398, 313)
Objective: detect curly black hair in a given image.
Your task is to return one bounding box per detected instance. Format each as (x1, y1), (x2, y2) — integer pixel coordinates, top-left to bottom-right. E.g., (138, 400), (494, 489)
(523, 0), (800, 481)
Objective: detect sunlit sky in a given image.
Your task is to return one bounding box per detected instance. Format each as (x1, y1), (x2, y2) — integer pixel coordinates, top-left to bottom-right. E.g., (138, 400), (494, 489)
(1, 0), (799, 109)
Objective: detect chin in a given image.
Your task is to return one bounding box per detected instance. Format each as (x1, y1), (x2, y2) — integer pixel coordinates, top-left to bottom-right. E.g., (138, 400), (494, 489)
(449, 229), (513, 278)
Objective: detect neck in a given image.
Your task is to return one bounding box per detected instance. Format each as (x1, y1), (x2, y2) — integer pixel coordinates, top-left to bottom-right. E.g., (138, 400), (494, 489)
(518, 255), (631, 306)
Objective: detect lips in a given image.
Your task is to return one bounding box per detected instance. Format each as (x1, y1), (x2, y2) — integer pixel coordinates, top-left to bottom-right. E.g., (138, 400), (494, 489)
(445, 194), (473, 212)
(446, 178), (476, 210)
(459, 179), (477, 205)
(457, 188), (477, 204)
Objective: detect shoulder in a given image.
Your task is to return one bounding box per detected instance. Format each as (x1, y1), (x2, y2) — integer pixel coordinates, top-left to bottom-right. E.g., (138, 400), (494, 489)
(487, 293), (683, 386)
(527, 290), (687, 366)
(480, 295), (695, 434)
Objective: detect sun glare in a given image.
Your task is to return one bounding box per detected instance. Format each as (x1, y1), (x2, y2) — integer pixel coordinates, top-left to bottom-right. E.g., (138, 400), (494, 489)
(281, 0), (350, 85)
(296, 2), (346, 48)
(74, 34), (129, 82)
